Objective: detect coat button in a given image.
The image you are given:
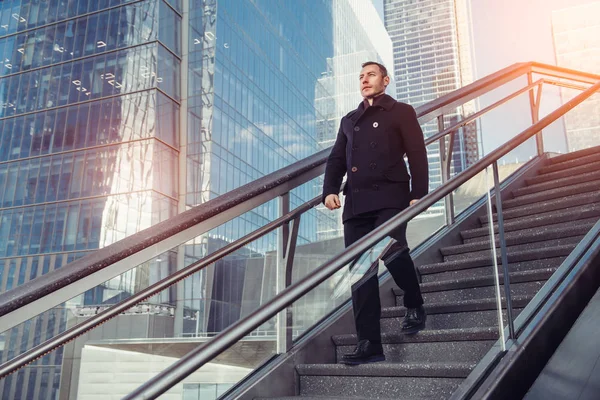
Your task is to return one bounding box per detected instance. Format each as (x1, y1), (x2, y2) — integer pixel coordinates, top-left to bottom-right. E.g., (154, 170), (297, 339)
(370, 141), (377, 149)
(351, 167), (358, 172)
(353, 188), (359, 193)
(352, 146), (358, 151)
(372, 184), (379, 191)
(354, 126), (360, 132)
(370, 163), (377, 170)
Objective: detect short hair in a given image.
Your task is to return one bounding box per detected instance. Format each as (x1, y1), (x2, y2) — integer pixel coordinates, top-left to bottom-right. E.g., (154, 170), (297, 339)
(361, 61), (388, 77)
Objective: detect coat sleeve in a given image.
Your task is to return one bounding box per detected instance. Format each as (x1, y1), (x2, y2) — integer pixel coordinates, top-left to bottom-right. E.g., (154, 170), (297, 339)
(322, 123), (347, 204)
(399, 105), (429, 200)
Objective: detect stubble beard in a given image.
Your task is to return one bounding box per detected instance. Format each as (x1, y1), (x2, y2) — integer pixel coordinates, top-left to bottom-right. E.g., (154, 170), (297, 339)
(364, 88), (385, 100)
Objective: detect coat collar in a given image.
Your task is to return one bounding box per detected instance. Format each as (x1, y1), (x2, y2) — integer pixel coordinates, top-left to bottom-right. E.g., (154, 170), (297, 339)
(349, 94), (396, 123)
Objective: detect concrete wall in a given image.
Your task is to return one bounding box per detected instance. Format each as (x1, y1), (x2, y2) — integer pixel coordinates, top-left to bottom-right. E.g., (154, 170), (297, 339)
(76, 345), (250, 400)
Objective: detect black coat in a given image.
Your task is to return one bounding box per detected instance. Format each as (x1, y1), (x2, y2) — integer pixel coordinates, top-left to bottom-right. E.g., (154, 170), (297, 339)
(322, 94), (429, 221)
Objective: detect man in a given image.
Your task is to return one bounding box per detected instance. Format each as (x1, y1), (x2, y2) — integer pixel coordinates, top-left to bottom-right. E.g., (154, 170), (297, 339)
(322, 61), (428, 365)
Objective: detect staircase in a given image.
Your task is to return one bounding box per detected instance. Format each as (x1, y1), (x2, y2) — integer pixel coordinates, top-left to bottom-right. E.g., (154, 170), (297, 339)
(259, 146), (600, 400)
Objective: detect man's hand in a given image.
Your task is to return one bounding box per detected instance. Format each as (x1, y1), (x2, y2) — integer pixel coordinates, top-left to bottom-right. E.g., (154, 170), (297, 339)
(325, 194), (341, 210)
(410, 199), (419, 206)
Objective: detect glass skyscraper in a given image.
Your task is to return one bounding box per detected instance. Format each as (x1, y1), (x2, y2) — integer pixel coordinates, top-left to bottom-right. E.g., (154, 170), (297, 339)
(0, 0), (391, 398)
(314, 0), (393, 240)
(552, 2), (600, 151)
(383, 0), (479, 214)
(0, 1), (182, 398)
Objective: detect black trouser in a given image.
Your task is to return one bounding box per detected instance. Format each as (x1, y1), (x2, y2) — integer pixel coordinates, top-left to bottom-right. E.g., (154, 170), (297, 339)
(344, 208), (424, 343)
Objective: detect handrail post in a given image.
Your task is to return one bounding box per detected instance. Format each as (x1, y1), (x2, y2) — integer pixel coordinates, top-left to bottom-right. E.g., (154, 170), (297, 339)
(279, 193), (290, 254)
(438, 115), (454, 225)
(528, 72), (544, 155)
(284, 216), (301, 349)
(492, 161), (515, 340)
(446, 127), (456, 222)
(276, 193), (291, 353)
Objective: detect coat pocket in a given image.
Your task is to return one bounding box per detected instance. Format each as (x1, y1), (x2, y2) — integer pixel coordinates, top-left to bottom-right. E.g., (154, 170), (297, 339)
(383, 166), (410, 182)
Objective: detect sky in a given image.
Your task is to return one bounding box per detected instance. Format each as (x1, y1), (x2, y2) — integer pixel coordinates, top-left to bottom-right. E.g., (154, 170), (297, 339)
(469, 0), (594, 76)
(372, 0), (384, 21)
(371, 0), (597, 159)
(469, 0), (597, 158)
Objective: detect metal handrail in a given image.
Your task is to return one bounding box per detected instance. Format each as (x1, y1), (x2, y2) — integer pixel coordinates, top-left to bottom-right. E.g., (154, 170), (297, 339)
(416, 61), (599, 124)
(0, 61), (597, 386)
(123, 80), (600, 399)
(0, 196), (322, 378)
(0, 62), (596, 330)
(0, 149), (329, 329)
(424, 78), (545, 146)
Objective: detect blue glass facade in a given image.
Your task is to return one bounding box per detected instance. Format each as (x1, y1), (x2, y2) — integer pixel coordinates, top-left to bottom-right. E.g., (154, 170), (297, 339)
(181, 0), (340, 334)
(179, 0), (393, 337)
(0, 0), (392, 397)
(0, 1), (182, 398)
(187, 0), (332, 212)
(384, 0), (479, 214)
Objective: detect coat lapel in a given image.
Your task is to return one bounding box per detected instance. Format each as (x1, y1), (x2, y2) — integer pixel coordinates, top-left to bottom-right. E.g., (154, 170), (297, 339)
(349, 102), (366, 126)
(349, 94), (395, 126)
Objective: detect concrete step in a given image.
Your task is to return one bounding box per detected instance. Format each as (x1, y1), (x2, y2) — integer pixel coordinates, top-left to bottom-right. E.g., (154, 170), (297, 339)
(382, 287), (528, 331)
(515, 168), (600, 197)
(419, 245), (575, 275)
(547, 146), (600, 165)
(444, 236), (582, 262)
(413, 268), (555, 294)
(382, 298), (530, 342)
(258, 397), (431, 400)
(381, 307), (521, 332)
(334, 340), (494, 364)
(443, 219), (595, 255)
(399, 280), (545, 304)
(540, 150), (600, 174)
(297, 362), (472, 399)
(502, 180), (600, 210)
(463, 216), (600, 245)
(382, 295), (533, 320)
(333, 327), (498, 345)
(333, 327), (497, 364)
(421, 257), (564, 283)
(526, 159), (600, 186)
(480, 191), (600, 225)
(463, 204), (600, 241)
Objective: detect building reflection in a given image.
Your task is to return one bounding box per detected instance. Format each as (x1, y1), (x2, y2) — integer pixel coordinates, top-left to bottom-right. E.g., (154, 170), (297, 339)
(0, 1), (181, 398)
(0, 0), (404, 398)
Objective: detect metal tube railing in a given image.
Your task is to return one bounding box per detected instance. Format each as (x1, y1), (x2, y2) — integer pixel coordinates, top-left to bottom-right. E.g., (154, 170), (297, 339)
(424, 78), (545, 146)
(1, 62), (596, 330)
(0, 61), (597, 388)
(427, 76), (545, 233)
(0, 196), (322, 379)
(123, 79), (600, 400)
(493, 161), (515, 339)
(543, 79), (591, 91)
(530, 62), (600, 85)
(0, 150), (328, 330)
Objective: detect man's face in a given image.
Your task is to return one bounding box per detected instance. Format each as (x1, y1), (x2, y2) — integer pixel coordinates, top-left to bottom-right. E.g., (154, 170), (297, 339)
(360, 64), (389, 98)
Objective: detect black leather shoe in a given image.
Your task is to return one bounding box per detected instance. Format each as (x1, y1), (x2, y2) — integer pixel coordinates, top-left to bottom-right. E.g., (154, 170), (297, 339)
(401, 306), (426, 335)
(340, 339), (385, 365)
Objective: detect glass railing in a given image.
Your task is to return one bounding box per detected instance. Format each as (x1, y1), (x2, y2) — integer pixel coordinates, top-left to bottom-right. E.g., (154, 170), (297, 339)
(0, 62), (598, 400)
(495, 94), (600, 335)
(0, 198), (314, 399)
